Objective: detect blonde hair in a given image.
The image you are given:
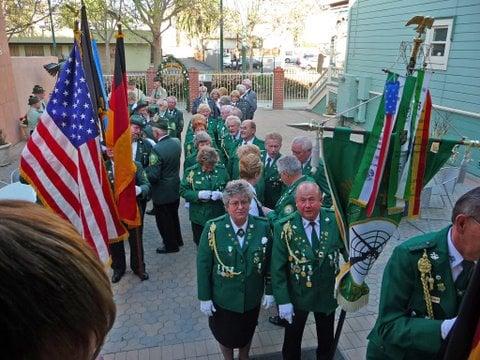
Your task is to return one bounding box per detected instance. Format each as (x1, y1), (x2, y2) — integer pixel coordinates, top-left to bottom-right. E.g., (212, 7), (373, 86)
(218, 87), (228, 96)
(239, 153), (262, 180)
(265, 132), (282, 143)
(236, 144), (261, 159)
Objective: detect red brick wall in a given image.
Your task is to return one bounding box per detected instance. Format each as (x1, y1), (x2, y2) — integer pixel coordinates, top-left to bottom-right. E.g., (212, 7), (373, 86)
(188, 67), (199, 112)
(273, 67), (284, 110)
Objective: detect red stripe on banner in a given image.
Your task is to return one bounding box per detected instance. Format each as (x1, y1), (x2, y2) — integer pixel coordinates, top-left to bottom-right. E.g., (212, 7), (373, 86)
(26, 139), (81, 211)
(411, 92), (432, 216)
(35, 121), (78, 179)
(20, 158), (67, 219)
(469, 321), (480, 359)
(367, 114), (394, 216)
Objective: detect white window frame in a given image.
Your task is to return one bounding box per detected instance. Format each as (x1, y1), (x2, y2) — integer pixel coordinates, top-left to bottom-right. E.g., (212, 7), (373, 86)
(425, 18), (454, 71)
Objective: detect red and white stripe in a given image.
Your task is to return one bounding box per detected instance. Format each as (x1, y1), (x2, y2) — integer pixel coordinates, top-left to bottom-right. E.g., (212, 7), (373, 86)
(20, 112), (126, 262)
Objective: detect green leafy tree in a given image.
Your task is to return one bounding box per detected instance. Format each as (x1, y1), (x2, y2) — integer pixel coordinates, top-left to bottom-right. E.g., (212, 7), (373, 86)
(4, 0), (53, 40)
(176, 0), (220, 60)
(123, 0), (191, 68)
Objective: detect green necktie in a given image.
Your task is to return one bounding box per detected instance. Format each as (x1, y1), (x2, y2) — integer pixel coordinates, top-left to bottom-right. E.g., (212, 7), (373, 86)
(310, 222), (320, 251)
(455, 260), (474, 300)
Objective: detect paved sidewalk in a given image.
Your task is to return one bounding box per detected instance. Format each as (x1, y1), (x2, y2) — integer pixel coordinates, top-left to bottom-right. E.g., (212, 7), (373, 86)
(1, 109), (478, 360)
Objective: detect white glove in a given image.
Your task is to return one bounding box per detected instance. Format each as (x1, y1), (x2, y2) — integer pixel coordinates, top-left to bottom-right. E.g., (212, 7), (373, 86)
(279, 303), (294, 324)
(200, 300), (216, 317)
(441, 317), (457, 339)
(184, 202), (190, 209)
(198, 190), (212, 200)
(262, 295), (275, 309)
(135, 185), (142, 196)
(211, 191), (223, 201)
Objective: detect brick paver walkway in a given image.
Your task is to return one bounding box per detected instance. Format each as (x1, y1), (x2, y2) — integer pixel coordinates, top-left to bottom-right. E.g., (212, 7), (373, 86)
(1, 109), (478, 360)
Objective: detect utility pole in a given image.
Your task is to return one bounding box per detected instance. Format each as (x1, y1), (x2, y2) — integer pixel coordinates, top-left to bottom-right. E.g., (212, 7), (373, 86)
(219, 0), (224, 72)
(47, 0), (57, 57)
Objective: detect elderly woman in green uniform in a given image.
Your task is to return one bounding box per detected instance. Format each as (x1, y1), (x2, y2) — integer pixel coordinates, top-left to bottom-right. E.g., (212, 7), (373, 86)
(26, 96), (43, 135)
(183, 114), (208, 157)
(183, 131), (215, 172)
(197, 180), (275, 360)
(180, 146), (229, 245)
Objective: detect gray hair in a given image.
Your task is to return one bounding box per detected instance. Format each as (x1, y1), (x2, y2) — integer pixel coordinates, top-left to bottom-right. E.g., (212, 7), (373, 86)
(219, 95), (231, 106)
(231, 107), (243, 118)
(295, 181), (322, 200)
(226, 115), (241, 126)
(194, 131), (212, 147)
(222, 179), (254, 206)
(166, 96), (177, 102)
(277, 155), (302, 176)
(292, 136), (313, 151)
(197, 103), (211, 113)
(265, 132), (282, 143)
(242, 79), (252, 88)
(199, 85), (208, 93)
(196, 146), (219, 165)
(452, 187), (480, 223)
(236, 84), (246, 94)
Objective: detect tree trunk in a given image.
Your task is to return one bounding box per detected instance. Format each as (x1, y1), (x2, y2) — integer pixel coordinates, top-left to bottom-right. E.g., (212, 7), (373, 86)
(152, 32), (163, 69)
(104, 39), (112, 75)
(248, 44), (254, 72)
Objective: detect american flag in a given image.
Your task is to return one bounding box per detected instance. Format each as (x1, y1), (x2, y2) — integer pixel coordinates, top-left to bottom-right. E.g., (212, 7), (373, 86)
(20, 40), (127, 262)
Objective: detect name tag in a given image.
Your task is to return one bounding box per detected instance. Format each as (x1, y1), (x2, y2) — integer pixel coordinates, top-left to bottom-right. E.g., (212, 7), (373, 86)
(431, 296), (440, 304)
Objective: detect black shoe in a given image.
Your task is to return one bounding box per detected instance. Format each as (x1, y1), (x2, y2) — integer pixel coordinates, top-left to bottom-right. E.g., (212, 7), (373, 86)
(178, 240), (184, 247)
(136, 271), (149, 281)
(145, 208), (156, 215)
(111, 270), (125, 283)
(269, 315), (288, 327)
(156, 247), (179, 254)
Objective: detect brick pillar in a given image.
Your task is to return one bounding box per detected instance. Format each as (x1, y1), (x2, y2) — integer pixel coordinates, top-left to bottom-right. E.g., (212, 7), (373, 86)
(188, 67), (200, 112)
(146, 66), (156, 96)
(272, 67), (284, 110)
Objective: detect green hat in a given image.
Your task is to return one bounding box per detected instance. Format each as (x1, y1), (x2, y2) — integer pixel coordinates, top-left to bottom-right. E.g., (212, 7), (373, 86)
(32, 85), (45, 94)
(130, 114), (146, 128)
(151, 118), (169, 131)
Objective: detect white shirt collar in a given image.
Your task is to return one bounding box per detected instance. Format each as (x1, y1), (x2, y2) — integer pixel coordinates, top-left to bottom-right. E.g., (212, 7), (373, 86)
(302, 156), (312, 168)
(302, 215), (320, 229)
(447, 227), (463, 269)
(243, 137), (254, 145)
(230, 218), (248, 236)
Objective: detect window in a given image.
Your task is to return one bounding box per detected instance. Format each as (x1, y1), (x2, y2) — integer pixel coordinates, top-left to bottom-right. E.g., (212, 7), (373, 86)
(24, 45), (45, 57)
(425, 18), (454, 71)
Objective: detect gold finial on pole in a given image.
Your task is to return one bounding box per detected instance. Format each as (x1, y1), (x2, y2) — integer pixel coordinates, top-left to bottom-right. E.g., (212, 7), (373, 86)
(405, 16), (434, 75)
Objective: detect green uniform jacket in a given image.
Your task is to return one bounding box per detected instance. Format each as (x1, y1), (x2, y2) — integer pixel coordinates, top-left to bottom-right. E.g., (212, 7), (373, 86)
(367, 227), (458, 360)
(229, 137), (265, 179)
(261, 152), (284, 209)
(197, 214), (273, 313)
(180, 163), (229, 225)
(183, 148), (224, 173)
(267, 175), (315, 224)
(164, 108), (184, 140)
(134, 138), (153, 168)
(271, 209), (341, 314)
(302, 159), (332, 208)
(184, 116), (218, 156)
(146, 135), (181, 205)
(105, 160), (151, 200)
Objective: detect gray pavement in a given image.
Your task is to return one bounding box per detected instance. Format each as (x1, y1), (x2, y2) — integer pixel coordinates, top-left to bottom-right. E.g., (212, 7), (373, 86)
(1, 109), (478, 360)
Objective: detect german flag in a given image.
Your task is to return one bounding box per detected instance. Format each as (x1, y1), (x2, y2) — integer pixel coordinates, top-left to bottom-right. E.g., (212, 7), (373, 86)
(106, 27), (140, 228)
(443, 264), (480, 360)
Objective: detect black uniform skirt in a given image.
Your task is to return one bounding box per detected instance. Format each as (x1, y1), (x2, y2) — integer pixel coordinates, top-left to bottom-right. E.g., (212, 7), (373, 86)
(209, 304), (260, 349)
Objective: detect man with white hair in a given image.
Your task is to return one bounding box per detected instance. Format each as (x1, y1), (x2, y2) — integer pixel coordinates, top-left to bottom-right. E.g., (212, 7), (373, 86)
(242, 79), (257, 119)
(291, 136), (332, 208)
(192, 85), (217, 116)
(165, 96), (184, 140)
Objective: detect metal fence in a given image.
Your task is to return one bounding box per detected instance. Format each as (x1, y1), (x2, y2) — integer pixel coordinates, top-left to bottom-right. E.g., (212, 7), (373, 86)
(161, 73), (188, 109)
(284, 69), (322, 107)
(103, 72), (147, 95)
(200, 72), (274, 108)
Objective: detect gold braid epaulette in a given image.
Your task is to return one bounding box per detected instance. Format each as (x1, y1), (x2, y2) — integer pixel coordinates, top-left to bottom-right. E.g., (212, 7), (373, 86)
(417, 249), (434, 319)
(208, 222), (241, 277)
(187, 170), (195, 190)
(282, 221), (307, 264)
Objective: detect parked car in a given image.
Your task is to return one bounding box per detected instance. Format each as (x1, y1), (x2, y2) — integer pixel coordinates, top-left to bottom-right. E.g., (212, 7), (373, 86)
(225, 57), (262, 70)
(283, 50), (300, 65)
(299, 54), (318, 70)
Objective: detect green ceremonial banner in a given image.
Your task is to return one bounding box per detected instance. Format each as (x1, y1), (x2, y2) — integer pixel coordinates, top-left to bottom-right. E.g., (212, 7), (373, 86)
(322, 127), (457, 310)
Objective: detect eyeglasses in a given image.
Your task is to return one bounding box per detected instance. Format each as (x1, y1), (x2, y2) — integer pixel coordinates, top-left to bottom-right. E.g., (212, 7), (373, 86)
(228, 200), (250, 207)
(471, 217), (480, 226)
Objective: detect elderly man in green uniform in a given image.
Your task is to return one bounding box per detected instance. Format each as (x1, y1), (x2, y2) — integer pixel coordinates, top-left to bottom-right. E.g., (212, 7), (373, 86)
(164, 96), (184, 141)
(104, 147), (151, 283)
(366, 187), (480, 359)
(291, 136), (332, 208)
(197, 179), (274, 360)
(130, 114), (154, 167)
(272, 181), (343, 360)
(220, 115), (242, 170)
(263, 155), (314, 225)
(261, 132), (284, 209)
(240, 120), (264, 150)
(146, 119), (183, 253)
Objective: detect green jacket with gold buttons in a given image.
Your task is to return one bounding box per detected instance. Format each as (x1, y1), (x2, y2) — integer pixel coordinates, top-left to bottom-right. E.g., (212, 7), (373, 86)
(197, 214), (273, 313)
(271, 209), (342, 314)
(180, 163), (229, 225)
(366, 227), (458, 360)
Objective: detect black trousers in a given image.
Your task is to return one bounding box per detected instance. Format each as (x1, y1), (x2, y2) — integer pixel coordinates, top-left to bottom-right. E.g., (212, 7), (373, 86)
(282, 309), (334, 360)
(154, 199), (183, 250)
(110, 200), (147, 274)
(191, 222), (205, 246)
